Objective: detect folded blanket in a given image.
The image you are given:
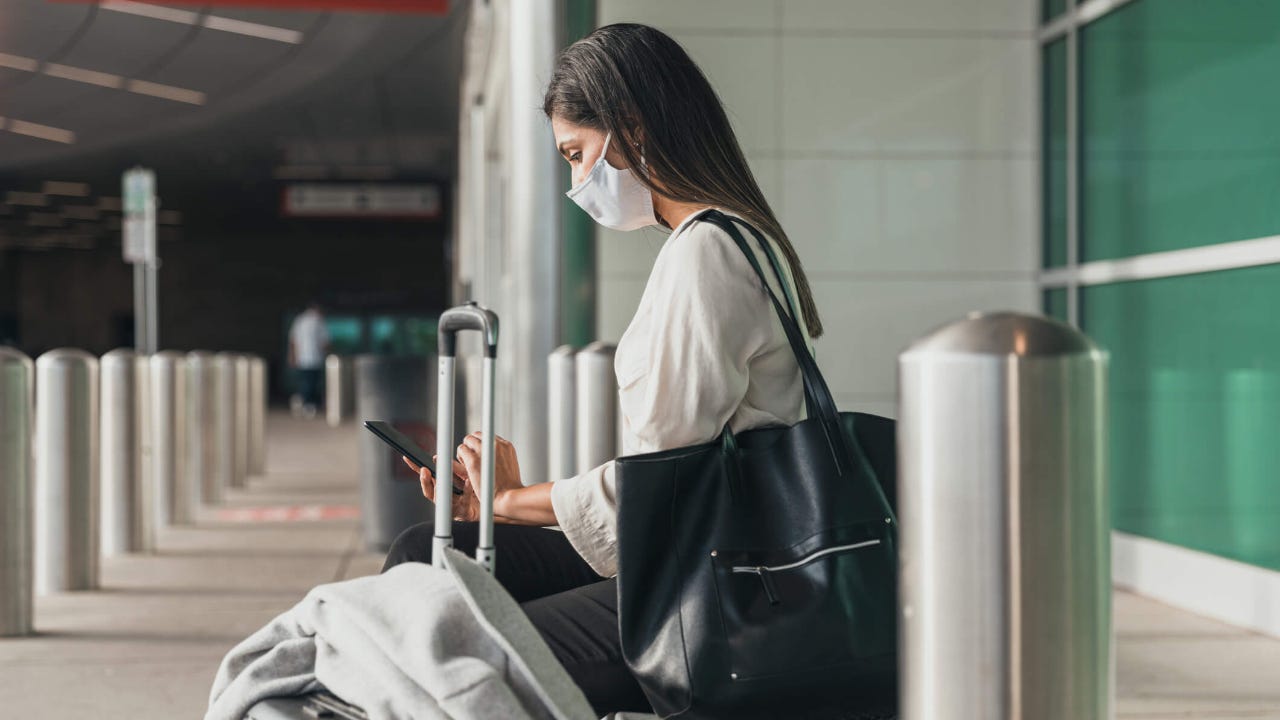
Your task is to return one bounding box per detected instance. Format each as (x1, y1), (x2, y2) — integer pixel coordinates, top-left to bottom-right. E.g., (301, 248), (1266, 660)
(207, 549), (640, 720)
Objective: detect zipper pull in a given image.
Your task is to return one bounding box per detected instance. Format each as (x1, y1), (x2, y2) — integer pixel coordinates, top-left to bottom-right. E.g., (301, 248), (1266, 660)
(757, 567), (781, 606)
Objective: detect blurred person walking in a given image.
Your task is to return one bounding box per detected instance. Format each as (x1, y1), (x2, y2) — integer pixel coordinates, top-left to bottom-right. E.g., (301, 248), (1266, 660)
(288, 301), (329, 418)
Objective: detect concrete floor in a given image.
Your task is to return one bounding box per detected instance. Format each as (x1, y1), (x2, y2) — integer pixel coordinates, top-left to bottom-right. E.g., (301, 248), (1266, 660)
(2, 412), (1279, 718)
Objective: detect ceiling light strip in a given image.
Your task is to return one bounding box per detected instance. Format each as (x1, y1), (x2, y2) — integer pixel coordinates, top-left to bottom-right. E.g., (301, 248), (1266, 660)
(0, 52), (39, 72)
(0, 117), (76, 144)
(202, 15), (303, 43)
(44, 62), (124, 88)
(100, 1), (303, 44)
(0, 52), (206, 106)
(126, 79), (206, 105)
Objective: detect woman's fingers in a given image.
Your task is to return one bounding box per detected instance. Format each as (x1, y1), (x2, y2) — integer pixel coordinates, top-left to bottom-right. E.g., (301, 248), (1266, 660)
(457, 440), (480, 472)
(415, 463), (436, 502)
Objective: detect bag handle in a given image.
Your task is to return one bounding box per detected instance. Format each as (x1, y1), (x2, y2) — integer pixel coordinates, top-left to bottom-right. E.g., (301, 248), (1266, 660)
(701, 210), (853, 476)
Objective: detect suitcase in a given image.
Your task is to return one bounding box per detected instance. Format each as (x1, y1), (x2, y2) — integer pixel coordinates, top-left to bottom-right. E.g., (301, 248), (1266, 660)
(242, 301), (501, 719)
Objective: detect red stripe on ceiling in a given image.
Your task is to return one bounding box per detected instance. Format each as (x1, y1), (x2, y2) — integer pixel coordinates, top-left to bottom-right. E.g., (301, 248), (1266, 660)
(50, 0), (448, 13)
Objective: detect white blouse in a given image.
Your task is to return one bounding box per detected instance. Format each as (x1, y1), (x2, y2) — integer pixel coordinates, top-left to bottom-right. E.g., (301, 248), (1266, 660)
(548, 208), (815, 577)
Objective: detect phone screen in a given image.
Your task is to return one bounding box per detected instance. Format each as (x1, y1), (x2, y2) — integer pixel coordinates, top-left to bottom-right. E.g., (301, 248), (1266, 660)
(363, 420), (463, 496)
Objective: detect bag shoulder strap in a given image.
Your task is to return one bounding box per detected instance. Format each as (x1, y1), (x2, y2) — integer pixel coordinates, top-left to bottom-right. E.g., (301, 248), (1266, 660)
(700, 210), (853, 474)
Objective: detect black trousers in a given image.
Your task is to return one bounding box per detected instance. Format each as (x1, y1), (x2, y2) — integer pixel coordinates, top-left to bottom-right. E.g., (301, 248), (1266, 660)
(382, 522), (652, 716)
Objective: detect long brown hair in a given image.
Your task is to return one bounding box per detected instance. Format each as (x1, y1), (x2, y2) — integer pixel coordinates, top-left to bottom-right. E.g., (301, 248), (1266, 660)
(543, 23), (824, 339)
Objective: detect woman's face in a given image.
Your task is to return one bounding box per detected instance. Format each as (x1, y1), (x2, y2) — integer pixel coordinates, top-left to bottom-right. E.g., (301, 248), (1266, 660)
(551, 117), (630, 189)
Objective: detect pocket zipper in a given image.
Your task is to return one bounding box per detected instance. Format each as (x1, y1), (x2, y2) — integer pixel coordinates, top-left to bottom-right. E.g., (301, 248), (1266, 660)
(730, 539), (882, 606)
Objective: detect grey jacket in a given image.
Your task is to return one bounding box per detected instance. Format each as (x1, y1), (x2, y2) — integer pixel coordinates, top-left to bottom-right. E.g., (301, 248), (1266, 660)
(206, 549), (656, 720)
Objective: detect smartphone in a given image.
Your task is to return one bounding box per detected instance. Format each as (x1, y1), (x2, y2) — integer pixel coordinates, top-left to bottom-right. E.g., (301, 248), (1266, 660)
(363, 420), (464, 496)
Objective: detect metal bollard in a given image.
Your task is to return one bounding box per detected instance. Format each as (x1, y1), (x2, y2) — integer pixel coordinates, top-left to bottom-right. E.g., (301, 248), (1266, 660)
(897, 312), (1110, 720)
(574, 341), (617, 475)
(185, 351), (218, 506)
(34, 349), (100, 593)
(100, 349), (147, 555)
(325, 354), (353, 427)
(355, 355), (436, 551)
(233, 355), (251, 487)
(151, 351), (189, 525)
(248, 356), (267, 475)
(547, 345), (576, 483)
(213, 353), (242, 494)
(0, 347), (34, 635)
(134, 354), (154, 551)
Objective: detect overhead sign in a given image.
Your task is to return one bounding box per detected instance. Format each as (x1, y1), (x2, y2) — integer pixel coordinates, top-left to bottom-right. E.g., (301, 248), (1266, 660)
(282, 183), (442, 219)
(122, 167), (156, 264)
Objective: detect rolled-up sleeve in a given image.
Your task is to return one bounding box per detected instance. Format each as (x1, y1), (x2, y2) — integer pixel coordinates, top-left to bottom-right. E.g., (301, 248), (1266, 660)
(549, 219), (773, 578)
(550, 461), (618, 576)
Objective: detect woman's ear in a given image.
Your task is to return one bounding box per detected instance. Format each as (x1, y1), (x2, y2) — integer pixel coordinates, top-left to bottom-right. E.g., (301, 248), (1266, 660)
(624, 124), (645, 152)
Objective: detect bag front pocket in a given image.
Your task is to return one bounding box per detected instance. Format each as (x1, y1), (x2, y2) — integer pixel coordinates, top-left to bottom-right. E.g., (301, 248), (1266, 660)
(710, 529), (897, 683)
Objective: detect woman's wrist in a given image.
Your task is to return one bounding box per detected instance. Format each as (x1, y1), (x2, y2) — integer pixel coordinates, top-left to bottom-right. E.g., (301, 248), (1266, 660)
(491, 483), (558, 527)
(493, 488), (512, 518)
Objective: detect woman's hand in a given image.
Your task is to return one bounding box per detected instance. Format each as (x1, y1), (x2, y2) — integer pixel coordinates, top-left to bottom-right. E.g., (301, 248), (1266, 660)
(402, 455), (482, 522)
(407, 433), (556, 526)
(456, 432), (524, 514)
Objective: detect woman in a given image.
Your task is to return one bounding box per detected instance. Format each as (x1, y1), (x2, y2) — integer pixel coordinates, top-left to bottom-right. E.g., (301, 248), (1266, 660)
(383, 23), (825, 714)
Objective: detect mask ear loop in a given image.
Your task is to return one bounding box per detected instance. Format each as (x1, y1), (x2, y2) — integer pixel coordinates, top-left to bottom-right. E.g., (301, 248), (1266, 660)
(566, 132), (614, 199)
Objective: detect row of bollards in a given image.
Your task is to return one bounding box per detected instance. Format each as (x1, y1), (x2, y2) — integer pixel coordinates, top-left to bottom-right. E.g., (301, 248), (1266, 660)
(0, 346), (268, 637)
(546, 342), (619, 483)
(325, 354), (355, 428)
(0, 348), (35, 637)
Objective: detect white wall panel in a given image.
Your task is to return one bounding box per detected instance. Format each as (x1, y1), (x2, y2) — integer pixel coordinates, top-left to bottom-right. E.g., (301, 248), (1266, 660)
(781, 37), (1034, 154)
(597, 227), (666, 278)
(782, 0), (1035, 34)
(673, 34), (780, 154)
(596, 277), (648, 343)
(811, 278), (1038, 396)
(781, 155), (1035, 275)
(598, 0), (777, 32)
(588, 0), (1037, 424)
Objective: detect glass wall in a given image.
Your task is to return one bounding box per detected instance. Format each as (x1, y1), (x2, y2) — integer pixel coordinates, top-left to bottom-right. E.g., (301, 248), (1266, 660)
(1080, 1), (1280, 262)
(1083, 267), (1280, 570)
(1044, 0), (1280, 570)
(1042, 288), (1068, 323)
(1042, 38), (1068, 269)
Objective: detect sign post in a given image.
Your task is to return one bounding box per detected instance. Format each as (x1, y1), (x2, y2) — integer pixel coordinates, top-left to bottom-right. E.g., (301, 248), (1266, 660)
(122, 168), (158, 354)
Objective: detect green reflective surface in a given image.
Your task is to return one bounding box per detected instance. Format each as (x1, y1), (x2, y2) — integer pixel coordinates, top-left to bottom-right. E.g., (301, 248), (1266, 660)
(560, 0), (598, 347)
(1042, 0), (1068, 23)
(1082, 265), (1280, 570)
(1043, 39), (1068, 269)
(1043, 288), (1068, 322)
(325, 317), (363, 355)
(1080, 1), (1280, 261)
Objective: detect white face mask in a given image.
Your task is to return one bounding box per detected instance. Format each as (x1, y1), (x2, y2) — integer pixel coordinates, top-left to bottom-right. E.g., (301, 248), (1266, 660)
(565, 132), (657, 231)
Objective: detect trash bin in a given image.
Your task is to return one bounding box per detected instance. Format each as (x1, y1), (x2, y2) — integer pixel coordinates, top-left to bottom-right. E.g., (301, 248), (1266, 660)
(354, 355), (464, 552)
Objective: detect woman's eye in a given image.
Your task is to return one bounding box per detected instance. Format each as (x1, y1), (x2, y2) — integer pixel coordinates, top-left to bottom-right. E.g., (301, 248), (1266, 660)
(569, 152), (581, 163)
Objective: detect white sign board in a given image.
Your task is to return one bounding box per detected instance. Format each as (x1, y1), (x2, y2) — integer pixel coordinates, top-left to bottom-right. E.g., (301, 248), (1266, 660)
(122, 167), (156, 264)
(282, 184), (441, 218)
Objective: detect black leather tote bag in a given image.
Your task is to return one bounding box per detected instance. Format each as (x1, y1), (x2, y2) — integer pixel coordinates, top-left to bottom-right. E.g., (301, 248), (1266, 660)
(615, 211), (899, 718)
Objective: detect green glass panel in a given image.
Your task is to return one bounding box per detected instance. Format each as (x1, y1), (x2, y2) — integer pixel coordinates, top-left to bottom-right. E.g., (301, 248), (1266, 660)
(560, 0), (598, 347)
(1042, 39), (1068, 269)
(369, 316), (402, 354)
(1080, 1), (1280, 262)
(325, 317), (363, 355)
(1042, 0), (1068, 23)
(1043, 288), (1068, 322)
(1081, 265), (1280, 571)
(402, 317), (438, 356)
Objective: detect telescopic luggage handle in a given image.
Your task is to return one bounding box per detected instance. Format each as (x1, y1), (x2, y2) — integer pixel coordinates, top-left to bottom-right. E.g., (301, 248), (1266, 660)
(433, 301), (500, 573)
